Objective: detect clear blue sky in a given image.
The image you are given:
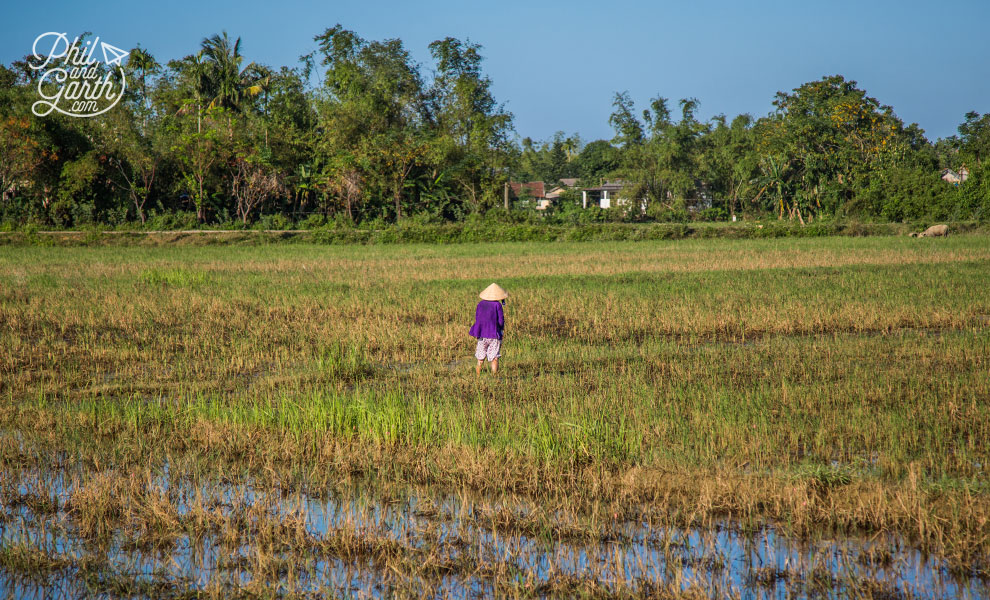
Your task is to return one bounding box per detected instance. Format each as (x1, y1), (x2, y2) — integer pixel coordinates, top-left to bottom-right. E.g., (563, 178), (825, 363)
(3, 0), (988, 143)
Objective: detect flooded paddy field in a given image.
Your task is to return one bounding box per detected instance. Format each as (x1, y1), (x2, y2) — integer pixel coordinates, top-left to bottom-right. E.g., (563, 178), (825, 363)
(2, 236), (990, 597)
(2, 452), (986, 599)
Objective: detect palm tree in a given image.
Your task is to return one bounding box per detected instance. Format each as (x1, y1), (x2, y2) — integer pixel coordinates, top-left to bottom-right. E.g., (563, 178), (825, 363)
(250, 65), (274, 147)
(252, 65), (274, 116)
(127, 46), (160, 116)
(182, 52), (211, 133)
(561, 135), (579, 162)
(198, 32), (265, 112)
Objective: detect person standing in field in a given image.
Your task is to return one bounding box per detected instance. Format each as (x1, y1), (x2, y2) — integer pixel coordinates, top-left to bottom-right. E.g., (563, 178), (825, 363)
(469, 283), (508, 375)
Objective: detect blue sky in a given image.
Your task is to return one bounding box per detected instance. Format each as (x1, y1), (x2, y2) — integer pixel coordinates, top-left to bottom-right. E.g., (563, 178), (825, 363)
(3, 0), (988, 143)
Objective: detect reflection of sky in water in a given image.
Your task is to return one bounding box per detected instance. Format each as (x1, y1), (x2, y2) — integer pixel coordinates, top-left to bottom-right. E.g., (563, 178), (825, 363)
(1, 463), (987, 599)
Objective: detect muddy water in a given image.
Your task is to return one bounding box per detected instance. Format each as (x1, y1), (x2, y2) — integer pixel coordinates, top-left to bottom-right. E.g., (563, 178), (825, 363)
(1, 461), (987, 599)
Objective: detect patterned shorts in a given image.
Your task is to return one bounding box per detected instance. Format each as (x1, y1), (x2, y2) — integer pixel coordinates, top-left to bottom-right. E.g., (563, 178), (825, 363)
(474, 337), (502, 361)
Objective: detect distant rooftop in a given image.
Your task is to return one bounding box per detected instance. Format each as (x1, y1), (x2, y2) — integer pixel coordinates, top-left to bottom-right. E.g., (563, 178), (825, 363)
(582, 181), (625, 192)
(509, 181), (545, 198)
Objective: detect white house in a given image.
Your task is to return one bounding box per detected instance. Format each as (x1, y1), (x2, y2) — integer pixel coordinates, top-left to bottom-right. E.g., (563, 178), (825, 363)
(581, 182), (626, 209)
(581, 181), (647, 213)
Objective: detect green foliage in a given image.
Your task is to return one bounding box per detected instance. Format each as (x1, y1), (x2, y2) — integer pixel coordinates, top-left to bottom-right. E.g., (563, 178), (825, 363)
(143, 211), (199, 230)
(298, 219), (990, 245)
(699, 114), (758, 218)
(752, 75), (939, 221)
(645, 198), (689, 223)
(51, 150), (124, 227)
(254, 213), (291, 230)
(515, 132), (581, 183)
(0, 33), (985, 228)
(573, 139), (620, 181)
(697, 207), (728, 222)
(607, 94), (709, 218)
(955, 111), (990, 167)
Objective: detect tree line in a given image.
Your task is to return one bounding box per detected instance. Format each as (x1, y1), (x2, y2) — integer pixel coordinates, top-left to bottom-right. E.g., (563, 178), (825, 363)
(1, 27), (988, 228)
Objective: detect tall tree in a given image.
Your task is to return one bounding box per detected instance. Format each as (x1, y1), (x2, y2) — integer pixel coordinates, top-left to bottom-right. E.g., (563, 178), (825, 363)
(610, 93), (707, 214)
(426, 37), (513, 214)
(104, 107), (166, 224)
(0, 116), (40, 204)
(173, 113), (225, 222)
(756, 75), (917, 218)
(126, 46), (161, 120)
(956, 111), (990, 167)
(608, 91), (644, 148)
(574, 140), (620, 182)
(701, 114), (758, 217)
(313, 25), (426, 220)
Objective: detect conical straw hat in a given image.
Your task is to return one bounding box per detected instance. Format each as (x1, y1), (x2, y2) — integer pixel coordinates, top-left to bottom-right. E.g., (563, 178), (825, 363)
(479, 283), (508, 301)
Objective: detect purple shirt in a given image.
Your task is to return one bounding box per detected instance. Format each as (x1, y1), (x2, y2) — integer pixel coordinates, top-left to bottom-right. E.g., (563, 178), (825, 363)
(468, 300), (504, 339)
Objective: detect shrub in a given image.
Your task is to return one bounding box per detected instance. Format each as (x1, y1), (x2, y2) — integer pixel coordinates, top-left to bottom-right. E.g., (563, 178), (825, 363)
(254, 213), (292, 231)
(298, 213), (329, 229)
(697, 207), (728, 222)
(144, 211), (199, 231)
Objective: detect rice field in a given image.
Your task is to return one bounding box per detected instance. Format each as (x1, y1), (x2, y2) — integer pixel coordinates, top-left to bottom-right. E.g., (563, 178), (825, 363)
(1, 234), (989, 598)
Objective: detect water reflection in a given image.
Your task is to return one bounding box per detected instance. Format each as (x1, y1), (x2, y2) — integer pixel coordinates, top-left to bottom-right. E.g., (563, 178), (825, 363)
(0, 463), (986, 599)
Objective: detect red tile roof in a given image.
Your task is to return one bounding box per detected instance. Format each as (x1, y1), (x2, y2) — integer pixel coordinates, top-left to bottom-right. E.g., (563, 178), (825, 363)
(509, 181), (546, 198)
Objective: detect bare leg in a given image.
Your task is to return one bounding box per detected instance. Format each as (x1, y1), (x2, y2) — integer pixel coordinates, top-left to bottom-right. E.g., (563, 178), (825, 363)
(490, 358), (499, 375)
(476, 359), (483, 375)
